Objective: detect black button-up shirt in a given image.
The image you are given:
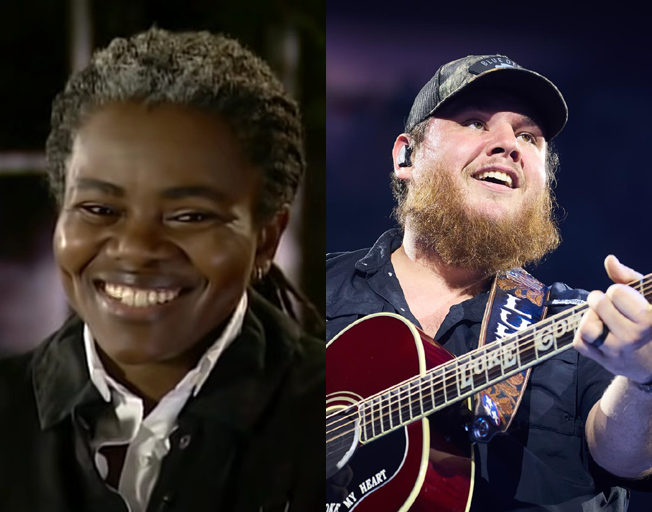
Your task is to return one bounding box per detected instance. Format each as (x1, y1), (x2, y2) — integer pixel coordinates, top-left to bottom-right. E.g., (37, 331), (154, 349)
(327, 229), (632, 511)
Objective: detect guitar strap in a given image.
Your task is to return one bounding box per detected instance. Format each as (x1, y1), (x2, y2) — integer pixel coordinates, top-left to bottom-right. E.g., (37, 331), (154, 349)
(473, 268), (551, 433)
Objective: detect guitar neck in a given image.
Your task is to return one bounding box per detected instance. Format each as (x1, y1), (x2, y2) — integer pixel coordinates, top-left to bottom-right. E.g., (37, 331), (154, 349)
(358, 273), (652, 444)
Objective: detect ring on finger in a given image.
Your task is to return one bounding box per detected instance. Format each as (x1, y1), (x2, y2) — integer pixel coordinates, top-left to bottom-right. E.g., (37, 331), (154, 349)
(592, 324), (609, 349)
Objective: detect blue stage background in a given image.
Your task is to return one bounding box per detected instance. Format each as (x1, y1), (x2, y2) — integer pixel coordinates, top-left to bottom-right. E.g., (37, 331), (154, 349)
(327, 9), (652, 295)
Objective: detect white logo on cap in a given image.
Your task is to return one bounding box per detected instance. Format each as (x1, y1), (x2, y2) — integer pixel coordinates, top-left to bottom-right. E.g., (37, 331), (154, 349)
(480, 57), (515, 68)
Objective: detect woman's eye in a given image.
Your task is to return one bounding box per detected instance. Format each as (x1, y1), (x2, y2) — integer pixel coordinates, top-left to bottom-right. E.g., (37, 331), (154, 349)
(80, 204), (116, 216)
(170, 212), (215, 223)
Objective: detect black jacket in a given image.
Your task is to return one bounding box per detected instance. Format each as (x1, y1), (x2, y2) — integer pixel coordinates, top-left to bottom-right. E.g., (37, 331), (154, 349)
(0, 291), (324, 512)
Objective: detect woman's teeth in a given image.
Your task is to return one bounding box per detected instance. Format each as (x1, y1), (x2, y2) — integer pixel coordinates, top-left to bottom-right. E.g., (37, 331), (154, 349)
(103, 283), (181, 307)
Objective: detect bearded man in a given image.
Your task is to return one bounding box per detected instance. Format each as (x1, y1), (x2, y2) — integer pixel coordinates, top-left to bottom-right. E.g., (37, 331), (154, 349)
(326, 55), (652, 511)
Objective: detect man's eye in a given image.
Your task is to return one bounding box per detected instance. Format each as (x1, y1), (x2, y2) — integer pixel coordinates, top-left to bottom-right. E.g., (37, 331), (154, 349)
(466, 120), (484, 130)
(518, 132), (537, 144)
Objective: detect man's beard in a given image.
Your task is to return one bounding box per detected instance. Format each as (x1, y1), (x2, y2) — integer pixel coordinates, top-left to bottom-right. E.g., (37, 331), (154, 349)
(395, 167), (561, 275)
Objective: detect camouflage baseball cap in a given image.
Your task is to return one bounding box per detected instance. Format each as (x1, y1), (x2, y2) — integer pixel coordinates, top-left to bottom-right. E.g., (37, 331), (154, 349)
(405, 54), (568, 140)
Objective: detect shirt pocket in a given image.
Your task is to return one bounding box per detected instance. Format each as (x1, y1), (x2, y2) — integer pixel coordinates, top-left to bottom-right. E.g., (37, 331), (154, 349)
(526, 348), (578, 436)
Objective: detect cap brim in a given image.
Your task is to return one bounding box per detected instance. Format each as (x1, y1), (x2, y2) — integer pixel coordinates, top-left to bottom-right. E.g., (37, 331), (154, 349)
(433, 68), (568, 140)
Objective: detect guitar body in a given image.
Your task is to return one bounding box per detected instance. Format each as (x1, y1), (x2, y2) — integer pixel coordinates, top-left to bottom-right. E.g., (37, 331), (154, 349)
(326, 313), (474, 512)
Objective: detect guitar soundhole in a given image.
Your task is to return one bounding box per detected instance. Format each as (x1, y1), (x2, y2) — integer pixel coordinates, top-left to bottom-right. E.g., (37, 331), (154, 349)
(326, 407), (360, 479)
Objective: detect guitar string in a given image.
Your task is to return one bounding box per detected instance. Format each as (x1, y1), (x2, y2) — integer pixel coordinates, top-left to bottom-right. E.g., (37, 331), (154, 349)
(326, 277), (652, 446)
(325, 287), (605, 421)
(325, 275), (652, 429)
(326, 275), (652, 440)
(325, 303), (588, 444)
(326, 277), (652, 449)
(325, 288), (649, 454)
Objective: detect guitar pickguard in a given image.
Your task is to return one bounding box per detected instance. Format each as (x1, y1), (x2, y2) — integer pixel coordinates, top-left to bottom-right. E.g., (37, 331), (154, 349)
(326, 426), (409, 510)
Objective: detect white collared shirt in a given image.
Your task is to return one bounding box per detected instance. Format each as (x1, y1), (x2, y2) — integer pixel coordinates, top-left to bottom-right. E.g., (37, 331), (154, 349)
(83, 293), (248, 512)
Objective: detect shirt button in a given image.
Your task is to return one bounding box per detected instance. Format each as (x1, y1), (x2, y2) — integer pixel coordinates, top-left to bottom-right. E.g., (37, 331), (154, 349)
(179, 434), (192, 450)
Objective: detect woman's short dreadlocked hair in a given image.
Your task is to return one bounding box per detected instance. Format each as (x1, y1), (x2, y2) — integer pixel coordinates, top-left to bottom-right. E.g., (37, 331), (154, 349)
(46, 27), (305, 221)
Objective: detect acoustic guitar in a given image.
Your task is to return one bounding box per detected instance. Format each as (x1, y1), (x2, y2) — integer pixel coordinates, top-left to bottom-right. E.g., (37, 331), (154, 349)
(325, 274), (652, 512)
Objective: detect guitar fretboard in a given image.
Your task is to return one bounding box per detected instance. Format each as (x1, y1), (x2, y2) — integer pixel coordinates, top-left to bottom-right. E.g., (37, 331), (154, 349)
(357, 274), (652, 444)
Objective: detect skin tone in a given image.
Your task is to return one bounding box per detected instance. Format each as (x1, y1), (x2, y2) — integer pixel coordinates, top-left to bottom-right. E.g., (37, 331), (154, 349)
(54, 101), (287, 409)
(391, 93), (547, 336)
(391, 90), (652, 479)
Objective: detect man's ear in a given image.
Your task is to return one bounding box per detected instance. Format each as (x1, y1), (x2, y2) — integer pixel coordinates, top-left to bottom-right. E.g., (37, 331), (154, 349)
(255, 205), (290, 271)
(392, 134), (413, 181)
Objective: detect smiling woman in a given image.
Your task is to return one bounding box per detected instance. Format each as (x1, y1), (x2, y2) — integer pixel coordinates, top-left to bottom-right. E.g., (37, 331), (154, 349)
(0, 28), (323, 512)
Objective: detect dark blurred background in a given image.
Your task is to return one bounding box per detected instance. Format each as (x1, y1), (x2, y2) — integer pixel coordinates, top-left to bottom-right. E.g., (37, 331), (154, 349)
(327, 5), (651, 510)
(0, 0), (325, 355)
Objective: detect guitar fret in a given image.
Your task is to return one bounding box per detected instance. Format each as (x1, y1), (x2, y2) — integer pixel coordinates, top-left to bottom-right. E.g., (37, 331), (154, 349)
(519, 328), (537, 367)
(429, 371), (437, 409)
(410, 381), (421, 418)
(500, 339), (519, 375)
(515, 337), (522, 369)
(372, 397), (383, 436)
(379, 395), (392, 433)
(418, 377), (426, 416)
(387, 390), (395, 430)
(471, 350), (488, 390)
(445, 359), (460, 403)
(442, 360), (451, 403)
(485, 341), (504, 382)
(433, 368), (445, 409)
(456, 355), (474, 397)
(399, 383), (412, 424)
(391, 387), (402, 426)
(372, 399), (380, 438)
(421, 374), (434, 413)
(361, 402), (372, 442)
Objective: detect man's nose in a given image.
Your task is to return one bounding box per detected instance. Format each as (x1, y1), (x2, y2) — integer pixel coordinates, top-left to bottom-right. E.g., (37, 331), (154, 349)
(486, 124), (521, 162)
(105, 217), (176, 265)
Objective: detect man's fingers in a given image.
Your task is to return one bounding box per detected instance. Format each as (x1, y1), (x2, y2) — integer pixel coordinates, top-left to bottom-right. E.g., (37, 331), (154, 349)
(604, 284), (652, 324)
(605, 254), (644, 285)
(587, 290), (638, 345)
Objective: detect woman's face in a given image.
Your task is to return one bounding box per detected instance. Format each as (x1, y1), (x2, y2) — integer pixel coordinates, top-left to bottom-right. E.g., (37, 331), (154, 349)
(54, 102), (282, 365)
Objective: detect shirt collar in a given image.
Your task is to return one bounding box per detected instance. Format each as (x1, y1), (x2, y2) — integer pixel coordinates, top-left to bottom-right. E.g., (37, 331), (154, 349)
(354, 228), (404, 273)
(33, 290), (296, 432)
(84, 293), (248, 403)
